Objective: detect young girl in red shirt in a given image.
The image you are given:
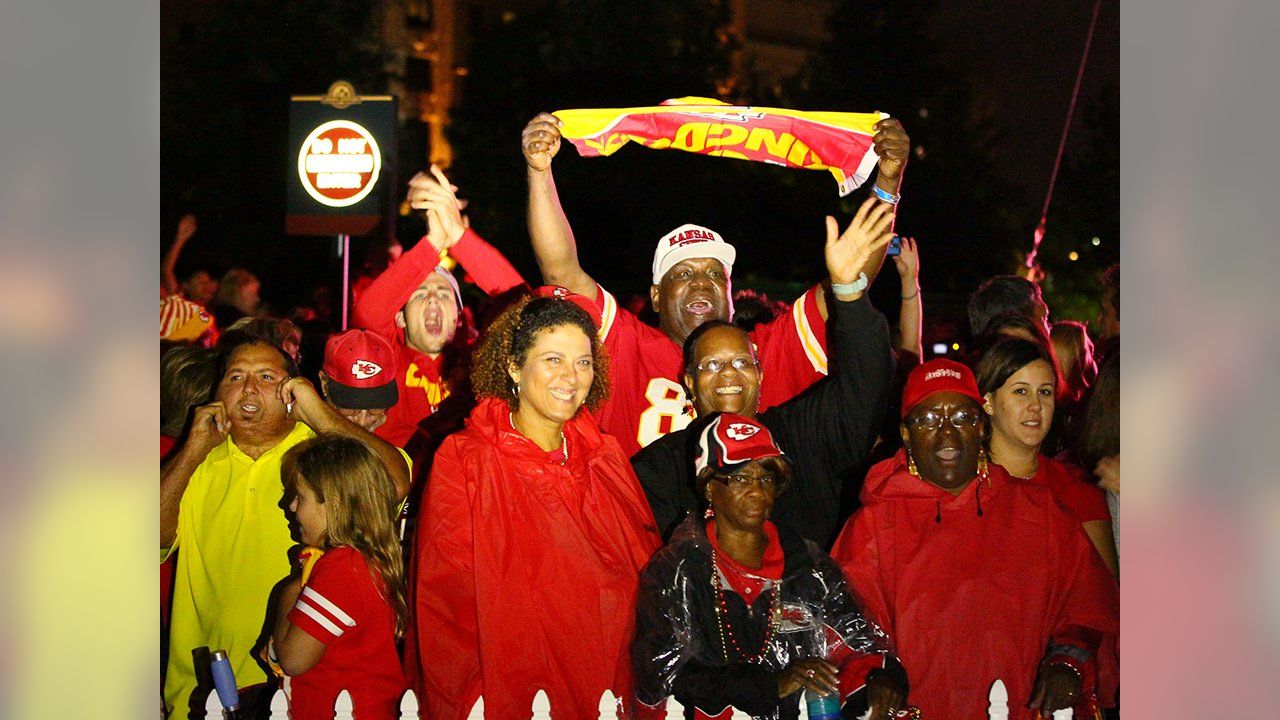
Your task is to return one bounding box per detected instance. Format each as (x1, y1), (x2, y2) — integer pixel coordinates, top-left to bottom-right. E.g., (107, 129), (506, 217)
(270, 436), (408, 719)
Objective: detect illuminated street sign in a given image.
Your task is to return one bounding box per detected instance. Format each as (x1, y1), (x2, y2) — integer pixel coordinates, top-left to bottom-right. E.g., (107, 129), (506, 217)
(297, 120), (382, 208)
(287, 82), (396, 236)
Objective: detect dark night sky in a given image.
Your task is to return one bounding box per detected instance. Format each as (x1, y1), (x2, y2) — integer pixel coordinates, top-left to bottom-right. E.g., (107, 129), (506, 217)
(162, 1), (1119, 328)
(932, 0), (1119, 205)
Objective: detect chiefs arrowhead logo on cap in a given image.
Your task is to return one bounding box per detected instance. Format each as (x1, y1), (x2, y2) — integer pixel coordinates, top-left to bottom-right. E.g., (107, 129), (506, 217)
(725, 422), (759, 441)
(350, 360), (383, 380)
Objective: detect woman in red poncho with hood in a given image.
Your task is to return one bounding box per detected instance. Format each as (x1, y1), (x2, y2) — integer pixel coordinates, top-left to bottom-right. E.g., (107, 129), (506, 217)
(830, 359), (1118, 720)
(409, 289), (662, 720)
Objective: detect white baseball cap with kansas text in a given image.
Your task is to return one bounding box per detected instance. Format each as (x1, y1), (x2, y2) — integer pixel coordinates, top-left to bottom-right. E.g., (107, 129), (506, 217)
(651, 224), (737, 285)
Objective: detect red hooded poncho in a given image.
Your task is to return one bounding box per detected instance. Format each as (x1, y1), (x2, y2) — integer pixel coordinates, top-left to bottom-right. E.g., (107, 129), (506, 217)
(408, 398), (662, 720)
(829, 450), (1118, 720)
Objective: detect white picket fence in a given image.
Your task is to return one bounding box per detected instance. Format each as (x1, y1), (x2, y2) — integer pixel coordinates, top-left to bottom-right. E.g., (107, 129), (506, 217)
(202, 678), (1072, 719)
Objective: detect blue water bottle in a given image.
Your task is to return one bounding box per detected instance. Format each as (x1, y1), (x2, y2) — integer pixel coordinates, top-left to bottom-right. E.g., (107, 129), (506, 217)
(804, 687), (841, 720)
(210, 649), (242, 718)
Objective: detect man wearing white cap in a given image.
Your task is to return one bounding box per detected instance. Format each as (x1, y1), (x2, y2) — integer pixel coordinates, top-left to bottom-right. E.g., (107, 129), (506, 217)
(521, 113), (910, 456)
(353, 166), (526, 446)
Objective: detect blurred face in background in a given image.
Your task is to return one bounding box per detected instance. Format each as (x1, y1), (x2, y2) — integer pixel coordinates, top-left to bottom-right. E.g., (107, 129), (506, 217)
(183, 270), (218, 306)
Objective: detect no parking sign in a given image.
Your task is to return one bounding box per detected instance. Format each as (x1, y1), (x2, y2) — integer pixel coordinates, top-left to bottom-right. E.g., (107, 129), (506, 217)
(287, 81), (396, 236)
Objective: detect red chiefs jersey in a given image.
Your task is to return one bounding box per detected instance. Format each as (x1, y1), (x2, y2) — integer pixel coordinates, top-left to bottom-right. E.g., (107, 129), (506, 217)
(593, 285), (829, 457)
(286, 546), (405, 720)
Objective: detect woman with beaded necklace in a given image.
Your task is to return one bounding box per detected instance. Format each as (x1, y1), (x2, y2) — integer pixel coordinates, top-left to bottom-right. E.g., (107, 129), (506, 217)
(632, 413), (907, 720)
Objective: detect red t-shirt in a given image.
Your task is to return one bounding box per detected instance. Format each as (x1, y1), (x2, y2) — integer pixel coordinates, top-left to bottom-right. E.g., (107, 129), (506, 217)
(1032, 455), (1111, 523)
(592, 285), (829, 457)
(287, 546), (405, 720)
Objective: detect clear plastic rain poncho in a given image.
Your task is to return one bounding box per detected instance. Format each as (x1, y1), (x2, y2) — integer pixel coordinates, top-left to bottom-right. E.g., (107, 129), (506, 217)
(632, 518), (895, 720)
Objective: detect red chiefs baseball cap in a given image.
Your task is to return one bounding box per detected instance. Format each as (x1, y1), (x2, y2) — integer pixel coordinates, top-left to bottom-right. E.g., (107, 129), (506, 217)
(321, 329), (399, 410)
(531, 285), (603, 329)
(900, 358), (984, 418)
(695, 413), (787, 476)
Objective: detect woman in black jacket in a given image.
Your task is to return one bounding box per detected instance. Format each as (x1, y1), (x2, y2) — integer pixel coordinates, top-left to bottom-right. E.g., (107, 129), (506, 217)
(632, 414), (908, 720)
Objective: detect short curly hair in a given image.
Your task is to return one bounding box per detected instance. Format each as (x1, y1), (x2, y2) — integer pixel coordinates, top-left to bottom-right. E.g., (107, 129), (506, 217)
(471, 295), (610, 412)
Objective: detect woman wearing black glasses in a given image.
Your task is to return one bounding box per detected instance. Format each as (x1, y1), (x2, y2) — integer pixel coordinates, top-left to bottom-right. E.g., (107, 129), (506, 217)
(830, 359), (1119, 720)
(632, 413), (907, 720)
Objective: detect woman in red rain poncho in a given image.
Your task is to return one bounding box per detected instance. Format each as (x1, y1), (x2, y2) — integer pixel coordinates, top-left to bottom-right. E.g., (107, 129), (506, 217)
(408, 291), (662, 720)
(830, 359), (1118, 720)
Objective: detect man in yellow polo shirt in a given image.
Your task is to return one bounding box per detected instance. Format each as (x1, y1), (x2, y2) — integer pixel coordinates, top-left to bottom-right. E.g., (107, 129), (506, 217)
(160, 332), (410, 717)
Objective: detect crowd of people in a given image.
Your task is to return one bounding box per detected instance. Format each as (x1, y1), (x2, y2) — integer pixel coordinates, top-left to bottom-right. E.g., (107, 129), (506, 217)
(160, 113), (1120, 720)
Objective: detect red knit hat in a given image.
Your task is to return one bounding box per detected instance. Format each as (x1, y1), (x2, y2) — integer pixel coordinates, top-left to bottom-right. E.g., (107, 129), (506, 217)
(695, 413), (786, 476)
(901, 358), (983, 418)
(322, 329), (398, 410)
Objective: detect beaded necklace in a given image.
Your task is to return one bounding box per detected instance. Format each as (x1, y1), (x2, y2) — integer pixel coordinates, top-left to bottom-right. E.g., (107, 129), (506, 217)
(709, 548), (781, 664)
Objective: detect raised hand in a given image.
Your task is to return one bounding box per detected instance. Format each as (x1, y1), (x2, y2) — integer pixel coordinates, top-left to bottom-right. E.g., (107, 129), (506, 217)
(825, 196), (897, 293)
(175, 214), (198, 244)
(277, 376), (324, 423)
(892, 236), (920, 284)
(872, 118), (910, 183)
(522, 112), (562, 173)
(186, 401), (229, 459)
(407, 165), (466, 251)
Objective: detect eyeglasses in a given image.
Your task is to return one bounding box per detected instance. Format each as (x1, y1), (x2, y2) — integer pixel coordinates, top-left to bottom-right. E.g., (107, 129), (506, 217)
(905, 409), (982, 430)
(713, 473), (779, 491)
(696, 356), (759, 373)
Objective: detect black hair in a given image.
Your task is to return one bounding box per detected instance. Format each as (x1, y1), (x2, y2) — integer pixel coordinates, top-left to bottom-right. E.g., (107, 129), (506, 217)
(1074, 348), (1119, 473)
(681, 319), (745, 381)
(216, 328), (300, 379)
(976, 312), (1051, 355)
(471, 295), (610, 411)
(968, 275), (1045, 337)
(509, 297), (597, 368)
(975, 337), (1060, 398)
(1101, 263), (1119, 315)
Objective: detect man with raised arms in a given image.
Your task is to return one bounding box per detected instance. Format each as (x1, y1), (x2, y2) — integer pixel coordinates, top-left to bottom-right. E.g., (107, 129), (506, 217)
(521, 112), (909, 456)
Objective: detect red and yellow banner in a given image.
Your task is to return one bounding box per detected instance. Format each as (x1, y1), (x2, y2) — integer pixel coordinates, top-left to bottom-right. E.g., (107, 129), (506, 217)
(553, 97), (887, 196)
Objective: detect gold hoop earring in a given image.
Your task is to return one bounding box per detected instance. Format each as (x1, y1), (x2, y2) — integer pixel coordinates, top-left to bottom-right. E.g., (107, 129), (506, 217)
(978, 449), (990, 482)
(907, 451), (919, 477)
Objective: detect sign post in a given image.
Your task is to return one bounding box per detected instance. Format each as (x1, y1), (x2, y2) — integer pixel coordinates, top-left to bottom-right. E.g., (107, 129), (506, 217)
(288, 81), (397, 329)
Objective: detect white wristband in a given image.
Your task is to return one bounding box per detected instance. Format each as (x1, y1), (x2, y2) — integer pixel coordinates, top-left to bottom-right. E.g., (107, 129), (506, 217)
(831, 272), (869, 295)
